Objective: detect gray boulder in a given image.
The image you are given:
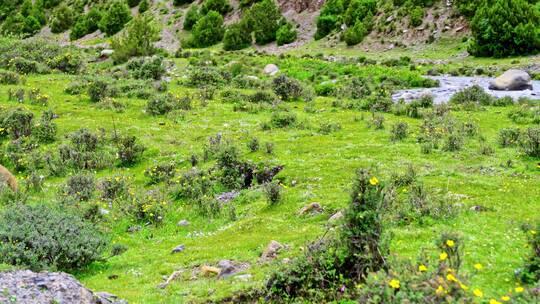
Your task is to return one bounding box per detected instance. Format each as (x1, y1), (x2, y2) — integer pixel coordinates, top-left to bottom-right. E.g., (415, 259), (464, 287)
(0, 270), (127, 304)
(489, 69), (533, 91)
(263, 64), (279, 76)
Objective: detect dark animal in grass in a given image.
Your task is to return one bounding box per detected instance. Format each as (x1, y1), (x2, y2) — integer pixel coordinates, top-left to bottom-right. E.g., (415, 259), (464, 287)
(0, 164), (17, 192)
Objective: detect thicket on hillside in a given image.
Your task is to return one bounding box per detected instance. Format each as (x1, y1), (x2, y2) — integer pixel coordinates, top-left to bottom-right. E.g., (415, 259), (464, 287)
(469, 0), (540, 57)
(223, 22), (252, 50)
(200, 0), (231, 15)
(111, 13), (160, 63)
(316, 0), (376, 44)
(276, 22), (297, 46)
(183, 4), (201, 30)
(99, 0), (132, 36)
(49, 3), (74, 33)
(243, 0), (283, 45)
(182, 10), (224, 48)
(0, 0), (45, 36)
(70, 7), (102, 41)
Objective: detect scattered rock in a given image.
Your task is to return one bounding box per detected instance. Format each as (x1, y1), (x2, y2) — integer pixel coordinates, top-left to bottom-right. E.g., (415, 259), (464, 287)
(260, 240), (284, 261)
(298, 202), (323, 216)
(100, 208), (110, 215)
(157, 270), (183, 289)
(216, 191), (240, 204)
(489, 69), (533, 91)
(177, 219), (189, 227)
(328, 211), (344, 223)
(234, 274), (252, 282)
(201, 265), (221, 276)
(217, 260), (250, 278)
(470, 205), (489, 212)
(0, 270), (127, 304)
(171, 244), (185, 253)
(100, 49), (114, 59)
(263, 64), (279, 76)
(126, 225), (141, 233)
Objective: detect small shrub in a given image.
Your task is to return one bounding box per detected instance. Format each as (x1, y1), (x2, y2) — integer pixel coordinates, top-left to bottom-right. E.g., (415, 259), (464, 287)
(449, 85), (493, 107)
(111, 14), (160, 63)
(265, 142), (275, 154)
(391, 122), (409, 141)
(343, 21), (367, 46)
(87, 80), (109, 102)
(369, 114), (385, 130)
(520, 127), (540, 158)
(60, 173), (96, 203)
(269, 111), (298, 128)
(116, 135), (145, 166)
(49, 4), (74, 33)
(276, 22), (297, 46)
(264, 181), (282, 205)
(498, 128), (521, 147)
(0, 71), (23, 85)
(520, 223), (540, 283)
(98, 175), (129, 203)
(129, 188), (168, 224)
(3, 108), (34, 139)
(443, 133), (464, 152)
(33, 111), (57, 143)
(183, 5), (201, 30)
(247, 137), (260, 152)
(145, 162), (177, 184)
(272, 75), (305, 101)
(185, 11), (224, 48)
(223, 22), (252, 50)
(0, 204), (107, 271)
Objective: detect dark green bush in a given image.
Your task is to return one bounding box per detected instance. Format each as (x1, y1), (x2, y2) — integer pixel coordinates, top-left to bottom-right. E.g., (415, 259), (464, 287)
(223, 22), (252, 50)
(343, 20), (367, 46)
(449, 85), (493, 107)
(111, 13), (160, 63)
(174, 0), (195, 6)
(186, 10), (224, 48)
(520, 223), (540, 283)
(0, 204), (107, 271)
(88, 80), (110, 102)
(183, 4), (201, 30)
(469, 0), (540, 57)
(276, 22), (297, 46)
(139, 0), (149, 13)
(117, 135), (146, 166)
(3, 108), (34, 139)
(49, 4), (74, 34)
(520, 127), (540, 158)
(127, 0), (141, 8)
(272, 75), (305, 101)
(344, 0), (377, 27)
(200, 0), (231, 15)
(498, 128), (521, 147)
(244, 0), (282, 45)
(409, 6), (424, 27)
(264, 182), (282, 205)
(99, 0), (132, 36)
(267, 168), (387, 300)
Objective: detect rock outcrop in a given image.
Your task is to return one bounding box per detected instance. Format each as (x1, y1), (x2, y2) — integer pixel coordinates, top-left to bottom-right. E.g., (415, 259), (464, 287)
(0, 270), (127, 304)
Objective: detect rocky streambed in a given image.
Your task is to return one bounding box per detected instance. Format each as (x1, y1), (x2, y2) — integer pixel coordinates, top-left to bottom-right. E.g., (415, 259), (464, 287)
(392, 76), (540, 104)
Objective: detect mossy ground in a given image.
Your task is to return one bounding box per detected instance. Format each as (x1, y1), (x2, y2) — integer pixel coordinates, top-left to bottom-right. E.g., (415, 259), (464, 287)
(0, 44), (539, 303)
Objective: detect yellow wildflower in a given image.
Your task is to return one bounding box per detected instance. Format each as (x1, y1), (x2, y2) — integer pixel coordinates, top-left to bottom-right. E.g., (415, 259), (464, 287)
(446, 274), (458, 282)
(474, 263), (483, 270)
(473, 289), (484, 297)
(435, 285), (444, 295)
(388, 279), (400, 289)
(439, 252), (448, 261)
(369, 177), (379, 186)
(515, 287), (524, 293)
(459, 283), (469, 290)
(446, 240), (455, 247)
(418, 264), (428, 272)
(490, 300), (501, 304)
(501, 296), (510, 302)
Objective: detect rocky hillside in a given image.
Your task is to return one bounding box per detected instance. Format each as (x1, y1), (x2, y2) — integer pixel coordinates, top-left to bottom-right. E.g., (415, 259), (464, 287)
(0, 0), (472, 53)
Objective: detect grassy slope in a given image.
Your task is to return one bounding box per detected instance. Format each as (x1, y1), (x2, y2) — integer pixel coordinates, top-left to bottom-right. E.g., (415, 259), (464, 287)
(0, 43), (539, 303)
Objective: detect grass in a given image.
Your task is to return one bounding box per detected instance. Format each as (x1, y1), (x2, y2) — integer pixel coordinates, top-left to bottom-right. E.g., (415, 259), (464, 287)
(0, 51), (539, 303)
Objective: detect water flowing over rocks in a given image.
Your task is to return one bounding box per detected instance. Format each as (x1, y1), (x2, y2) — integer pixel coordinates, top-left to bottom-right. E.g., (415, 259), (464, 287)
(393, 76), (540, 104)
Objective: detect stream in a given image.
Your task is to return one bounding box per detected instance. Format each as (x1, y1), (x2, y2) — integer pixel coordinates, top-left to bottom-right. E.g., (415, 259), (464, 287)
(392, 76), (540, 104)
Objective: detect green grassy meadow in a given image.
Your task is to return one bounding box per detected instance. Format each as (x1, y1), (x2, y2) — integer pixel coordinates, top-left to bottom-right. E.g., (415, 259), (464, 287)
(0, 48), (539, 303)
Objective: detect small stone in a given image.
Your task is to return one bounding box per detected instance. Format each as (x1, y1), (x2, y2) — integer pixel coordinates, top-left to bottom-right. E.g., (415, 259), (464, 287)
(234, 274), (252, 282)
(171, 244), (185, 253)
(298, 203), (323, 216)
(177, 220), (189, 227)
(126, 225), (141, 233)
(261, 240), (284, 261)
(328, 211), (344, 223)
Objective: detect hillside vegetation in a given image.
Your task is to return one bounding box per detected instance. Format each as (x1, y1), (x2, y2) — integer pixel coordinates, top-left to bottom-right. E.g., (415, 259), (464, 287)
(0, 0), (540, 304)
